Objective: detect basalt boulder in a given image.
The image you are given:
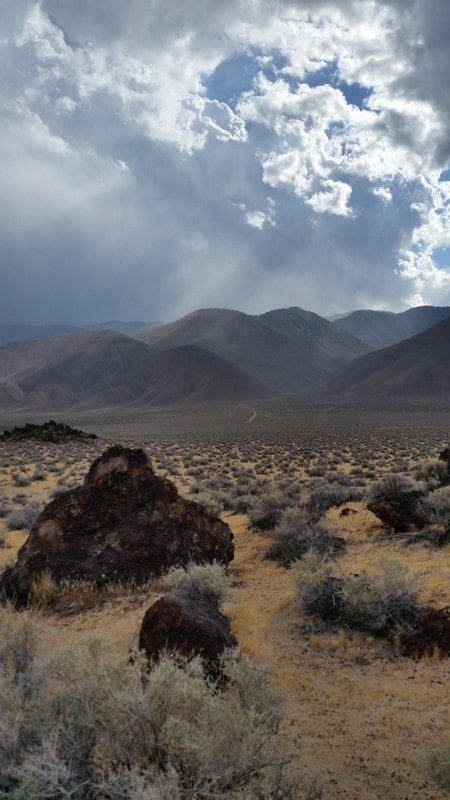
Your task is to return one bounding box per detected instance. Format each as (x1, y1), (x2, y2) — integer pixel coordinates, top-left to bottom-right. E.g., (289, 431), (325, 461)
(367, 478), (427, 533)
(0, 420), (97, 444)
(438, 447), (450, 482)
(138, 595), (237, 676)
(0, 445), (233, 604)
(402, 606), (450, 659)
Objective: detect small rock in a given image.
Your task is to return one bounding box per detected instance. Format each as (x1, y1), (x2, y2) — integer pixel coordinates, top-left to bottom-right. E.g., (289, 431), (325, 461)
(138, 595), (237, 676)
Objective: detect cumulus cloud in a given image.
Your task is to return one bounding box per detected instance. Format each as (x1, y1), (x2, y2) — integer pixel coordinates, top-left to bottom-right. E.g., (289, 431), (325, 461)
(306, 180), (353, 216)
(0, 0), (449, 323)
(372, 186), (393, 204)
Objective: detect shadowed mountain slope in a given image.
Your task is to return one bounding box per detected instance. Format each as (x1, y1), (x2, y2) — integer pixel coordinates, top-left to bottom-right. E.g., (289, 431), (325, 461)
(315, 316), (450, 400)
(138, 307), (370, 393)
(0, 331), (269, 411)
(134, 345), (270, 405)
(333, 306), (450, 349)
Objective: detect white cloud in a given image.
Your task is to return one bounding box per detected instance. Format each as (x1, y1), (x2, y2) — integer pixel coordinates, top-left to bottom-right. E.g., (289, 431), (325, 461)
(372, 186), (392, 204)
(306, 180), (353, 216)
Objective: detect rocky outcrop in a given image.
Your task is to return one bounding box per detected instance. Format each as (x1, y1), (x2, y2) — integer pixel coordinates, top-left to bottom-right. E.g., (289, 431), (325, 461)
(138, 595), (237, 676)
(0, 420), (97, 443)
(367, 493), (427, 532)
(367, 478), (427, 533)
(0, 445), (233, 603)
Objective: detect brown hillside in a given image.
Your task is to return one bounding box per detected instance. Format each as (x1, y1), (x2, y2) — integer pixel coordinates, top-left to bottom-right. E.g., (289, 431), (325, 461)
(316, 315), (450, 400)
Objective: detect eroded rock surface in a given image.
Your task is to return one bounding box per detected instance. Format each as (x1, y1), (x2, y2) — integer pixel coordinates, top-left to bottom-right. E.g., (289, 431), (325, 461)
(138, 595), (237, 676)
(0, 445), (233, 603)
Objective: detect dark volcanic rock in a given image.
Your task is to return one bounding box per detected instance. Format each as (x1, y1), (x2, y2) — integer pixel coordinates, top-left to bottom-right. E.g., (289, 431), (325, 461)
(139, 595), (237, 676)
(0, 420), (97, 443)
(0, 445), (233, 603)
(439, 446), (450, 467)
(402, 606), (450, 658)
(438, 447), (450, 485)
(367, 485), (427, 533)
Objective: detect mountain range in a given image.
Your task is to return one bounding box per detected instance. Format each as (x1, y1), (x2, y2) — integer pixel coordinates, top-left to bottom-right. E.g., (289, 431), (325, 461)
(137, 307), (369, 393)
(0, 304), (448, 411)
(332, 306), (450, 349)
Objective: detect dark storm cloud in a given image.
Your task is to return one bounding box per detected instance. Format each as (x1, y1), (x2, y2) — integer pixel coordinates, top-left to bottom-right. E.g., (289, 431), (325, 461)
(0, 0), (448, 324)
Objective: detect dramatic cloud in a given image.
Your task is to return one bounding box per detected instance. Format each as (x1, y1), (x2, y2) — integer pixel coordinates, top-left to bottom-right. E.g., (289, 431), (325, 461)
(0, 0), (449, 323)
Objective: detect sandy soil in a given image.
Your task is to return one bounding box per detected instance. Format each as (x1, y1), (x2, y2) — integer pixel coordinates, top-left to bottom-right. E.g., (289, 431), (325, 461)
(224, 513), (449, 800)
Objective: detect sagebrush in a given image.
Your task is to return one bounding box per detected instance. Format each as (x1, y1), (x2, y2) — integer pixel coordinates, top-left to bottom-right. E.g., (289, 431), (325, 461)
(0, 605), (317, 799)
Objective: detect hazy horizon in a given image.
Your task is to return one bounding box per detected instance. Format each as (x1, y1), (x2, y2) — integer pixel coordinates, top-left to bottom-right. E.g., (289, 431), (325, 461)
(0, 302), (448, 330)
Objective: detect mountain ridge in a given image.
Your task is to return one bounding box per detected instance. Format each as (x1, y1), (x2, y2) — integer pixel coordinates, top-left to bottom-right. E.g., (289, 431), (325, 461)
(332, 305), (450, 349)
(314, 315), (450, 400)
(137, 306), (370, 394)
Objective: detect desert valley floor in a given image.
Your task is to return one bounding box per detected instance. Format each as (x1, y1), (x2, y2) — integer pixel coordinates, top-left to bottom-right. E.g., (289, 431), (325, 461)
(0, 402), (449, 800)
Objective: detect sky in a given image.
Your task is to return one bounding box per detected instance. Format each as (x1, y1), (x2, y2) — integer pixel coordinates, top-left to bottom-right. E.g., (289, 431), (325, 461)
(1, 0), (450, 324)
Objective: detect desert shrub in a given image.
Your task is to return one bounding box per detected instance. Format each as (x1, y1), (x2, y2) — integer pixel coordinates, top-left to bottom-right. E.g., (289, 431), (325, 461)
(368, 474), (426, 502)
(248, 491), (292, 530)
(268, 508), (345, 568)
(31, 468), (47, 482)
(340, 560), (419, 634)
(306, 483), (364, 521)
(192, 490), (224, 518)
(162, 562), (232, 607)
(295, 556), (420, 635)
(420, 486), (450, 526)
(12, 472), (31, 487)
(294, 554), (342, 621)
(413, 486), (450, 546)
(6, 502), (42, 531)
(424, 738), (450, 791)
(0, 606), (310, 799)
(228, 493), (255, 513)
(413, 459), (448, 488)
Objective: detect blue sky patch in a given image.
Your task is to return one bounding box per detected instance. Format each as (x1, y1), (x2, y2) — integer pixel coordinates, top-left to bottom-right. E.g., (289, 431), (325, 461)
(204, 50), (298, 107)
(204, 53), (261, 107)
(432, 246), (450, 269)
